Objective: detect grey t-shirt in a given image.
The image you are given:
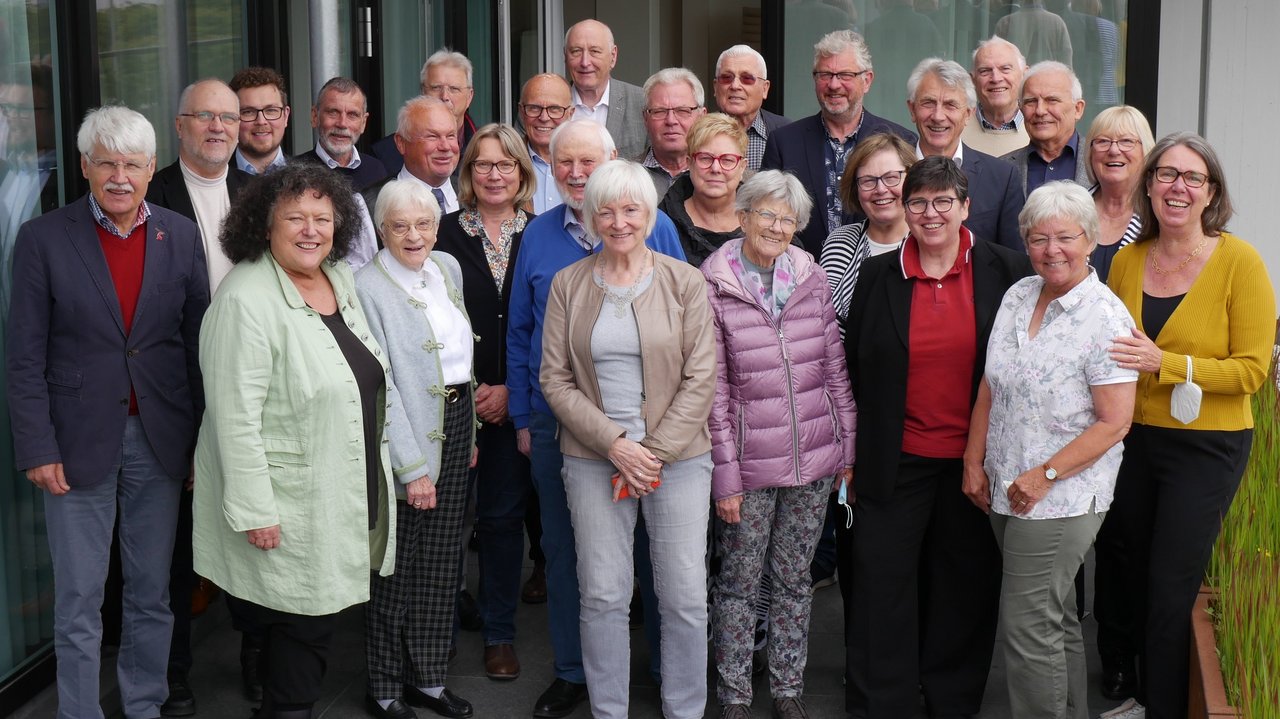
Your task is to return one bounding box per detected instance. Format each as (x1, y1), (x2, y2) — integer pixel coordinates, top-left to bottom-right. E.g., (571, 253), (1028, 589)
(590, 272), (654, 442)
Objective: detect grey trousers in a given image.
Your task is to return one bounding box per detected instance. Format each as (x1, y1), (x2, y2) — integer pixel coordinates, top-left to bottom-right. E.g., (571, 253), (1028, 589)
(44, 416), (182, 719)
(990, 505), (1104, 719)
(562, 452), (712, 719)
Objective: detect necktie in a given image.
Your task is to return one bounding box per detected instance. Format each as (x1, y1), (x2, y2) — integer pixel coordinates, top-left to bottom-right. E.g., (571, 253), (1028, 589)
(432, 187), (447, 213)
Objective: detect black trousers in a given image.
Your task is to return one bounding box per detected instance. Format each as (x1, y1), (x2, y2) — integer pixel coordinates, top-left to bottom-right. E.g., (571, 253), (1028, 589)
(1108, 423), (1251, 719)
(225, 595), (338, 712)
(167, 488), (195, 674)
(845, 454), (1002, 719)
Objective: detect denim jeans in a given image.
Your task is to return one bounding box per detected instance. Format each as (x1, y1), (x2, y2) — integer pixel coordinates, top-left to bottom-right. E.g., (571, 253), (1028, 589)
(563, 452), (712, 719)
(474, 420), (532, 645)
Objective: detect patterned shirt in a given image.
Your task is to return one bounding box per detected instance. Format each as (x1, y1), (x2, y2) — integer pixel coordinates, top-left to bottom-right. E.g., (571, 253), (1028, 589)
(458, 207), (528, 292)
(822, 113), (864, 235)
(984, 271), (1137, 519)
(88, 192), (150, 239)
(746, 112), (769, 171)
(976, 105), (1023, 132)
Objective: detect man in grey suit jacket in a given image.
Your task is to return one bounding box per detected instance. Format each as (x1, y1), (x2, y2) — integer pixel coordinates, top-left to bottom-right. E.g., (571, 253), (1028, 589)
(6, 105), (208, 719)
(1000, 61), (1090, 197)
(713, 44), (791, 171)
(564, 19), (648, 161)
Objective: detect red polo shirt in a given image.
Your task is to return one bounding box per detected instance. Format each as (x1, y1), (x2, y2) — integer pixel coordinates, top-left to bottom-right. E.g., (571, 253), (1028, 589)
(900, 228), (977, 458)
(96, 221), (147, 415)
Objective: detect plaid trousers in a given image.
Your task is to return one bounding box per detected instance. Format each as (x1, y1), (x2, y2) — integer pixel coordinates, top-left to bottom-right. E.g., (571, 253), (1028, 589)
(366, 389), (473, 697)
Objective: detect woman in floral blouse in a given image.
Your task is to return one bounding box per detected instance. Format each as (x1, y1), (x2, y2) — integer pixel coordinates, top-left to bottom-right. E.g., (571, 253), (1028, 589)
(433, 123), (537, 681)
(962, 181), (1137, 719)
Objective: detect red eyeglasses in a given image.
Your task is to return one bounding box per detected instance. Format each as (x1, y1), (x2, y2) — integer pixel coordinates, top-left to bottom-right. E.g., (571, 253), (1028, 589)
(715, 72), (763, 86)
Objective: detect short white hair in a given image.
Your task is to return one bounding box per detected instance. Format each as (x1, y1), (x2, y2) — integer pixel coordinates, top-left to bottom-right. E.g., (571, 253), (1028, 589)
(907, 58), (977, 109)
(581, 160), (658, 241)
(643, 68), (705, 109)
(1018, 181), (1099, 252)
(77, 105), (156, 158)
(421, 49), (474, 87)
(1022, 61), (1083, 103)
(373, 179), (441, 232)
(715, 45), (768, 79)
(971, 35), (1026, 70)
(813, 30), (872, 72)
(549, 119), (616, 161)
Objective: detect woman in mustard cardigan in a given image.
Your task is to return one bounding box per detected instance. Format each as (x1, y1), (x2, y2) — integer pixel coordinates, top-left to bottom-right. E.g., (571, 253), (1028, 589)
(1105, 132), (1275, 719)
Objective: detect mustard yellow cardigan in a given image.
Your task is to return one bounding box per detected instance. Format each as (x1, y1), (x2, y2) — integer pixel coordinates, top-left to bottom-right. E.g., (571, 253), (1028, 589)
(1108, 232), (1275, 431)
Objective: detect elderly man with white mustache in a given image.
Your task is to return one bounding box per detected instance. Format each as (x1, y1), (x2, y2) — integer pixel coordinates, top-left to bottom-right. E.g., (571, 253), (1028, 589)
(505, 119), (686, 719)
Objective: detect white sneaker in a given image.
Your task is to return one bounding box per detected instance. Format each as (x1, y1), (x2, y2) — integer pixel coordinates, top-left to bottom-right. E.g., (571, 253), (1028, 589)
(1099, 698), (1146, 719)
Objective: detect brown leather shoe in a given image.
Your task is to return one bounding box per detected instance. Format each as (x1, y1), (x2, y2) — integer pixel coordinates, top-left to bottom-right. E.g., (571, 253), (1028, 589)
(521, 564), (547, 604)
(483, 643), (520, 680)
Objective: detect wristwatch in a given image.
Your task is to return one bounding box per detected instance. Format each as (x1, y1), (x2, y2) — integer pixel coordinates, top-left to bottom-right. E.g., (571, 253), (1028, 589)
(1043, 464), (1059, 481)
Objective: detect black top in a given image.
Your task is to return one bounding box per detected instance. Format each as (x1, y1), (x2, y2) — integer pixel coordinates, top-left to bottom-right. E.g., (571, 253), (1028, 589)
(659, 174), (743, 269)
(1142, 292), (1185, 341)
(319, 309), (385, 529)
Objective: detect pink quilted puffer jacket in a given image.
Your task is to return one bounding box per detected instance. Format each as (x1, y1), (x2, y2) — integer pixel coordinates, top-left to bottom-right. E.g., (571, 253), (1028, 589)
(701, 239), (856, 500)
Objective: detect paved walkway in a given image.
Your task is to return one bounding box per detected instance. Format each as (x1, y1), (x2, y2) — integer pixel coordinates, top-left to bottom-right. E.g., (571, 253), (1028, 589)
(15, 552), (1127, 718)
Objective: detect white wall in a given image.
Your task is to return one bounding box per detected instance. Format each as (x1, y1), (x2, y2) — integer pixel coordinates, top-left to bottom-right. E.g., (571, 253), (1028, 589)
(1159, 0), (1280, 303)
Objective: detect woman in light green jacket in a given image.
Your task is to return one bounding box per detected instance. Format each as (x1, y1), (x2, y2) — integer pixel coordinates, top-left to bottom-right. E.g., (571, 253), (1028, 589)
(193, 164), (412, 719)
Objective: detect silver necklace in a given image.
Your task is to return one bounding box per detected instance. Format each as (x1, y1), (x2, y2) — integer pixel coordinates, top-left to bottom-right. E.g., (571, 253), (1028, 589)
(595, 251), (651, 318)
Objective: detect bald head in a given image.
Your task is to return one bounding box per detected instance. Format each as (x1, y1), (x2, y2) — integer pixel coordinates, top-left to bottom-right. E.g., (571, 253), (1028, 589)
(565, 20), (618, 99)
(175, 79), (239, 177)
(520, 74), (575, 158)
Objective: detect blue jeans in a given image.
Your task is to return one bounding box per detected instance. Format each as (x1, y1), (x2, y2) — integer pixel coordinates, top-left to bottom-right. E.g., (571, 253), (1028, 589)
(474, 420), (532, 645)
(527, 411), (584, 682)
(45, 416), (181, 719)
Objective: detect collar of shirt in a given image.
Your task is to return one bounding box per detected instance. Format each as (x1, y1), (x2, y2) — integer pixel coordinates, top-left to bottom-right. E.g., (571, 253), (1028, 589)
(1047, 266), (1101, 315)
(823, 111), (865, 145)
(572, 81), (612, 115)
(641, 148), (683, 178)
(314, 142), (361, 169)
(1033, 131), (1081, 165)
(562, 205), (596, 250)
(528, 141), (551, 165)
(899, 225), (975, 280)
(378, 246), (437, 298)
(397, 166), (457, 209)
(914, 141), (965, 167)
(975, 105), (1022, 132)
(88, 192), (151, 239)
(235, 147), (287, 175)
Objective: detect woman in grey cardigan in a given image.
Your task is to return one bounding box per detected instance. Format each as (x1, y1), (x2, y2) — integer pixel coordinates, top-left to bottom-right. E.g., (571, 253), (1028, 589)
(355, 179), (478, 719)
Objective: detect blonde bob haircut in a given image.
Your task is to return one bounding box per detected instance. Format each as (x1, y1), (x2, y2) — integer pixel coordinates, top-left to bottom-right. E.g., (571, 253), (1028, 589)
(1083, 105), (1156, 184)
(685, 113), (748, 158)
(457, 123), (536, 209)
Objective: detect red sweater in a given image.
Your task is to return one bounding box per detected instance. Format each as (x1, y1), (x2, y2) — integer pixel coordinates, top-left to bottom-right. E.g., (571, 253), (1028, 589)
(96, 222), (147, 414)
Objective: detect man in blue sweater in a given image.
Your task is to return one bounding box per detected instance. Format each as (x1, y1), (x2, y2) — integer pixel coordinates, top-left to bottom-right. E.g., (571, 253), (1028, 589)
(506, 119), (685, 718)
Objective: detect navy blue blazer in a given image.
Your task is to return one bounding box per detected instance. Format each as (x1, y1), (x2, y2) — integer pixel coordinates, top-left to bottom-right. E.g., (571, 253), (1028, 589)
(761, 110), (917, 255)
(961, 144), (1026, 251)
(5, 196), (209, 486)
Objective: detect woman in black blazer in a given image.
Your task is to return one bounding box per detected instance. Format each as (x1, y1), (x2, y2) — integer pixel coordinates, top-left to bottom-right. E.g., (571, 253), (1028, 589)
(841, 156), (1032, 719)
(433, 123), (538, 681)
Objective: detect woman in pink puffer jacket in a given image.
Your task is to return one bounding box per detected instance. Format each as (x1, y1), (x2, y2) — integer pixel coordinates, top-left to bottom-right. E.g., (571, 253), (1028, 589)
(702, 170), (856, 719)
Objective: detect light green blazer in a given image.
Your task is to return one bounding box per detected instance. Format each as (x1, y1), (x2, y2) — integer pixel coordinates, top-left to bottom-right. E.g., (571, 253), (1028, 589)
(193, 253), (403, 616)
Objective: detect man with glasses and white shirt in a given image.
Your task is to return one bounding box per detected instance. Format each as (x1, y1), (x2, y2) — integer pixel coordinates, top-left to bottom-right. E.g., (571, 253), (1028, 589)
(518, 73), (575, 213)
(563, 19), (648, 162)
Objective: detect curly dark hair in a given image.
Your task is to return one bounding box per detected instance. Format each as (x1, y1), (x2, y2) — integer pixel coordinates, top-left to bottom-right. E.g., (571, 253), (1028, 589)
(220, 162), (361, 264)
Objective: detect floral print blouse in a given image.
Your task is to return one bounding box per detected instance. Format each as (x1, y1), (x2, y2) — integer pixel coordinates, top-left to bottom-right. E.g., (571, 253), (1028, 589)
(984, 271), (1138, 519)
(458, 207), (528, 292)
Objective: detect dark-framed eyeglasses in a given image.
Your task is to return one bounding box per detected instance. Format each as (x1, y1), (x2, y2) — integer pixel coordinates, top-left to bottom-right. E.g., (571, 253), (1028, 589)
(240, 106), (285, 122)
(520, 103), (569, 119)
(692, 152), (743, 171)
(1152, 166), (1208, 188)
(473, 159), (519, 175)
(812, 70), (868, 84)
(644, 106), (700, 120)
(905, 196), (958, 214)
(856, 170), (905, 192)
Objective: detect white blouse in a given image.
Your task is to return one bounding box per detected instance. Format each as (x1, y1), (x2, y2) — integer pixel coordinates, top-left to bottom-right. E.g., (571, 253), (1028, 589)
(379, 248), (474, 386)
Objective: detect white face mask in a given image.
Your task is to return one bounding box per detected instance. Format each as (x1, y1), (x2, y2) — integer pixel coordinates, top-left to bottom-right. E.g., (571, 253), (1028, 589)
(1171, 354), (1202, 424)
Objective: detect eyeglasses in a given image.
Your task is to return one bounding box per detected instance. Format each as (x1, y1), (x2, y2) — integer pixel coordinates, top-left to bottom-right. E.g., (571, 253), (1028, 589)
(1152, 166), (1209, 188)
(86, 157), (151, 177)
(751, 209), (798, 230)
(716, 72), (764, 86)
(1026, 231), (1087, 248)
(426, 83), (471, 96)
(1090, 137), (1138, 152)
(180, 111), (240, 125)
(384, 219), (438, 237)
(240, 106), (285, 122)
(856, 170), (905, 192)
(905, 196), (958, 214)
(812, 70), (869, 84)
(692, 152), (743, 171)
(472, 159), (519, 175)
(644, 106), (700, 120)
(520, 103), (569, 119)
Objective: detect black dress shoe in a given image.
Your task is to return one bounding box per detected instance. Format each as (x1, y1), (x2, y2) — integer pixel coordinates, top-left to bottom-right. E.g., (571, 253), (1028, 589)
(160, 673), (196, 717)
(365, 695), (418, 719)
(457, 590), (483, 632)
(1102, 667), (1138, 700)
(533, 678), (588, 718)
(403, 685), (473, 718)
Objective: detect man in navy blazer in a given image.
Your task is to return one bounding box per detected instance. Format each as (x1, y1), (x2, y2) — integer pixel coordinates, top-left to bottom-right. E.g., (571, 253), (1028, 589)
(761, 30), (916, 255)
(5, 106), (208, 719)
(906, 59), (1025, 251)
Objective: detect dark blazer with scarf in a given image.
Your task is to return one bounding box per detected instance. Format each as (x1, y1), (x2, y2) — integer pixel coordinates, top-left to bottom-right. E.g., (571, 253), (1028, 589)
(844, 238), (1032, 501)
(432, 208), (530, 386)
(760, 109), (917, 255)
(145, 159), (252, 222)
(5, 195), (209, 486)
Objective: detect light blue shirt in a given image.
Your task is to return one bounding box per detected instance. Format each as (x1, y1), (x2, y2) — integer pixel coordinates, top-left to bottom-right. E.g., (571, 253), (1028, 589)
(529, 146), (562, 214)
(234, 147), (287, 175)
